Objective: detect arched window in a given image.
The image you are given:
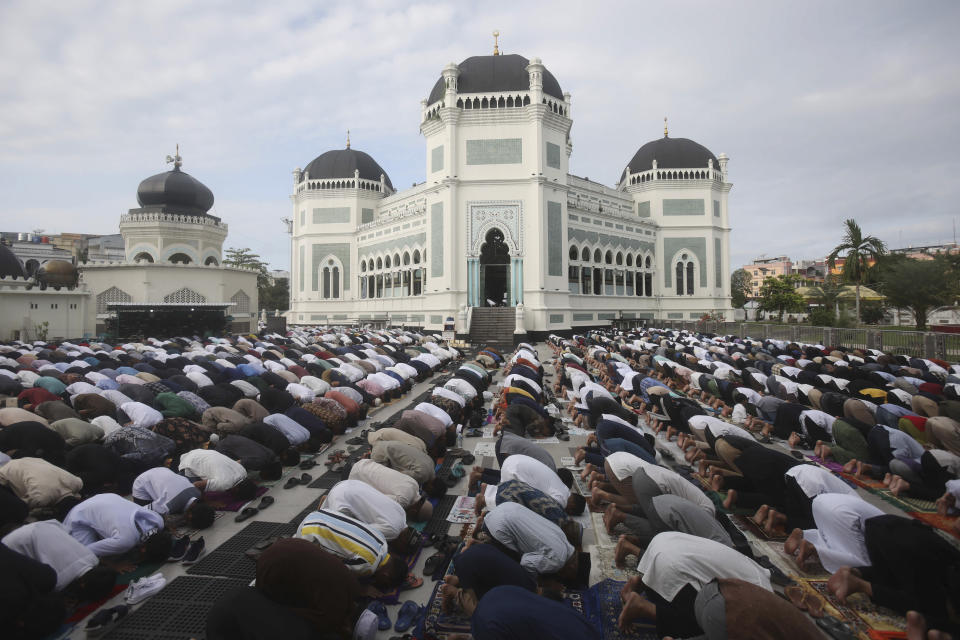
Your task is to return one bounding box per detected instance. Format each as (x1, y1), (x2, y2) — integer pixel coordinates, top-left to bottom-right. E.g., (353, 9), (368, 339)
(581, 247), (590, 262)
(403, 251), (410, 265)
(569, 246), (578, 261)
(322, 267), (331, 298)
(384, 255), (391, 268)
(686, 262), (695, 295)
(394, 253), (400, 267)
(676, 262), (684, 296)
(615, 251), (623, 265)
(133, 252), (154, 264)
(204, 256), (218, 266)
(333, 266), (340, 298)
(605, 250), (613, 265)
(645, 256), (652, 269)
(168, 253), (192, 264)
(413, 250), (421, 264)
(360, 260), (366, 272)
(376, 257), (383, 270)
(626, 254), (633, 267)
(594, 249), (602, 263)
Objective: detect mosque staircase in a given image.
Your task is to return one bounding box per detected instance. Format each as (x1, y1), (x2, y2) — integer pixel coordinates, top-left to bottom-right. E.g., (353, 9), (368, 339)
(468, 307), (516, 349)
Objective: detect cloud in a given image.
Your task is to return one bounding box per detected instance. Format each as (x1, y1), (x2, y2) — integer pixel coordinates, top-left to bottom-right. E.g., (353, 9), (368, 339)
(0, 0), (958, 273)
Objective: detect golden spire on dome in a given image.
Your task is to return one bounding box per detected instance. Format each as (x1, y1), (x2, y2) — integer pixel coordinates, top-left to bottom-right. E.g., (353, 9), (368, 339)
(664, 117), (669, 137)
(346, 130), (351, 149)
(493, 30), (500, 55)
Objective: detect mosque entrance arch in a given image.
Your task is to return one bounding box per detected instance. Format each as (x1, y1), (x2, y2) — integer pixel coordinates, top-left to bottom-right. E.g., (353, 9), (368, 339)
(479, 228), (510, 306)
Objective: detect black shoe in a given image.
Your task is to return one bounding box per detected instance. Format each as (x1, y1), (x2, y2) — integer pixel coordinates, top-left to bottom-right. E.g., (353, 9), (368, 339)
(167, 535), (190, 562)
(182, 537), (205, 565)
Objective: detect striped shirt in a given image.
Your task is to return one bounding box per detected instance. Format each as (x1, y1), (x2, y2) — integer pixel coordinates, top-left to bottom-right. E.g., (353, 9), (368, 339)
(297, 508), (389, 576)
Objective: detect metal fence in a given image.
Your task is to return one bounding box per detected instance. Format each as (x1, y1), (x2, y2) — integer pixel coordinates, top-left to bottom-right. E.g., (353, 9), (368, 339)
(635, 319), (954, 360)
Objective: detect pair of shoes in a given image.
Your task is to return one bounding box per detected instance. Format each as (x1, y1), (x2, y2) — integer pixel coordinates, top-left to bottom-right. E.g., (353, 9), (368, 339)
(182, 537), (205, 565)
(167, 535), (190, 561)
(124, 573), (166, 604)
(394, 600), (424, 632)
(284, 473), (313, 489)
(366, 601), (391, 631)
(84, 604), (129, 636)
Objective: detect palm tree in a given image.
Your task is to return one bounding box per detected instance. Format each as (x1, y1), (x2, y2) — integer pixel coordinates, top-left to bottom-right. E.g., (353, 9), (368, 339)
(826, 219), (886, 324)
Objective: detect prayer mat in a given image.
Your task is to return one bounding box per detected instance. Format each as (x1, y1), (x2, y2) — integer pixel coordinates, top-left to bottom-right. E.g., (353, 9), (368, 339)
(730, 513), (788, 541)
(908, 511), (960, 541)
(799, 579), (906, 639)
(372, 538), (426, 604)
(202, 485), (268, 511)
(66, 584), (125, 623)
(594, 544), (640, 582)
(873, 491), (938, 515)
(585, 579), (658, 640)
(762, 540), (830, 580)
(165, 510), (224, 537)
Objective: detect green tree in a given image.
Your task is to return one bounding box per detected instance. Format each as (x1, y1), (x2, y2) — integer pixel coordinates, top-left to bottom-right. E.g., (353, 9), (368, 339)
(878, 256), (958, 330)
(260, 277), (290, 313)
(758, 275), (805, 322)
(730, 268), (751, 310)
(826, 219), (886, 325)
(223, 247), (280, 310)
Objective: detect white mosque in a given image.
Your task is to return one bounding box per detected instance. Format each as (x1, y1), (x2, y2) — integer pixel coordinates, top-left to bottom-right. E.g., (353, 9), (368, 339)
(288, 37), (733, 340)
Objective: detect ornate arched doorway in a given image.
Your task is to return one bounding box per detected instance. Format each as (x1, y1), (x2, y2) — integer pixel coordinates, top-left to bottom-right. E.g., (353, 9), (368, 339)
(479, 228), (510, 306)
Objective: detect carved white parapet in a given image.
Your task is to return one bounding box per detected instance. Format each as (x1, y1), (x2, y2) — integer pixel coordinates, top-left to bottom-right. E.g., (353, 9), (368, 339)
(514, 303), (525, 334)
(718, 152), (729, 181)
(442, 62), (460, 98)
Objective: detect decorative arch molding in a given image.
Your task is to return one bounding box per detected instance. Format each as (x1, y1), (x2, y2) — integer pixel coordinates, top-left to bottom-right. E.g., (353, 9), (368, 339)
(96, 286), (132, 314)
(466, 200), (523, 257)
(201, 248), (222, 266)
(669, 247), (702, 297)
(316, 254), (343, 299)
(163, 287), (206, 304)
(160, 245), (200, 264)
(127, 244), (158, 263)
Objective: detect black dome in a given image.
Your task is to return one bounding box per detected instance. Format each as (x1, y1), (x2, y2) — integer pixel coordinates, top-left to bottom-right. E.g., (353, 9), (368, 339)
(0, 243), (25, 279)
(136, 166), (215, 217)
(428, 54), (563, 105)
(302, 148), (393, 191)
(622, 136), (718, 180)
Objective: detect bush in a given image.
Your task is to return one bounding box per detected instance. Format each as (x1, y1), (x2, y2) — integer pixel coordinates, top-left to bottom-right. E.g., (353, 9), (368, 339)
(860, 302), (886, 325)
(808, 308), (835, 327)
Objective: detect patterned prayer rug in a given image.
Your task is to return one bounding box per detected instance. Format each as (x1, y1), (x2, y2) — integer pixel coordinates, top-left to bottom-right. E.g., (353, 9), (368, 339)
(730, 513), (788, 541)
(909, 511), (960, 541)
(800, 579), (906, 640)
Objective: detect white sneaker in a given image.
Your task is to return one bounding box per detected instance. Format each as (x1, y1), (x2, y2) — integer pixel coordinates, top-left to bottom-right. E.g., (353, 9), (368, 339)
(124, 573), (166, 604)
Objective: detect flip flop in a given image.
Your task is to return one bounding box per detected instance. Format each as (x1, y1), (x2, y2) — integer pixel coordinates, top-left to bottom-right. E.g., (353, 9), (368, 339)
(398, 573), (423, 591)
(283, 476), (300, 489)
(299, 473), (313, 485)
(802, 593), (825, 618)
(394, 600), (420, 632)
(235, 506), (258, 522)
(255, 496), (274, 510)
(299, 459), (317, 470)
(784, 585), (807, 610)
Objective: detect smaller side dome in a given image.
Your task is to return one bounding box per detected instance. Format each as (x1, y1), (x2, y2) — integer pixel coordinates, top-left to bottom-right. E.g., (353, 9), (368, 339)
(136, 165), (215, 217)
(0, 243), (25, 278)
(621, 135), (718, 182)
(302, 147), (393, 191)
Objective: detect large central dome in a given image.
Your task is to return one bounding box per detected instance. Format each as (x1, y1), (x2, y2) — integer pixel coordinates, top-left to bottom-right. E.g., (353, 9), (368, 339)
(427, 54), (563, 104)
(623, 135), (718, 179)
(302, 147), (393, 191)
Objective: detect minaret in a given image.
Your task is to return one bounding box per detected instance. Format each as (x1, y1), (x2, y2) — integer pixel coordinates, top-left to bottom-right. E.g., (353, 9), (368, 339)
(526, 57), (544, 105)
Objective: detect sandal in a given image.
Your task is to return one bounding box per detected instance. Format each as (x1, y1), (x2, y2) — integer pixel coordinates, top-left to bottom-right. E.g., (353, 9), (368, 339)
(298, 459), (317, 470)
(255, 496), (274, 510)
(283, 476), (300, 489)
(235, 507), (258, 522)
(423, 551), (448, 576)
(299, 472), (313, 485)
(85, 604), (129, 637)
(398, 573), (423, 591)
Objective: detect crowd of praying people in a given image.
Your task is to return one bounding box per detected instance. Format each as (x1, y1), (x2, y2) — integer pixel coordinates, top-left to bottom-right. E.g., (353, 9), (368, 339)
(2, 324), (960, 640)
(0, 328), (476, 639)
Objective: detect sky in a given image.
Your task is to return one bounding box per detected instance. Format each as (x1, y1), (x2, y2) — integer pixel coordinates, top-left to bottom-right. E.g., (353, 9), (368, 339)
(1, 0), (958, 272)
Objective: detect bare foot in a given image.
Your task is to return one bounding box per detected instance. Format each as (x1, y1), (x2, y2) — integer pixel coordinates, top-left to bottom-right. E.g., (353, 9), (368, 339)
(855, 461), (873, 479)
(574, 448), (587, 465)
(819, 444), (832, 461)
(722, 488), (737, 509)
(796, 539), (817, 568)
(711, 473), (724, 492)
(752, 505), (770, 527)
(698, 458), (711, 477)
(890, 476), (911, 497)
(604, 503), (624, 534)
(441, 583), (460, 612)
(827, 567), (865, 604)
(580, 463), (596, 480)
(764, 510), (787, 535)
(842, 459), (859, 474)
(883, 472), (893, 487)
(788, 432), (802, 448)
(618, 591), (656, 631)
(614, 535), (640, 568)
(784, 528), (803, 556)
(666, 426), (677, 441)
(620, 575), (642, 602)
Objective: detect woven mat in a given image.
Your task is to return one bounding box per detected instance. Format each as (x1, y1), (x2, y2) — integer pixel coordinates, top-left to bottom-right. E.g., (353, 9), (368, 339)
(203, 485), (268, 511)
(909, 511), (960, 541)
(593, 544), (640, 582)
(798, 579), (906, 639)
(729, 513), (788, 541)
(874, 490), (939, 515)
